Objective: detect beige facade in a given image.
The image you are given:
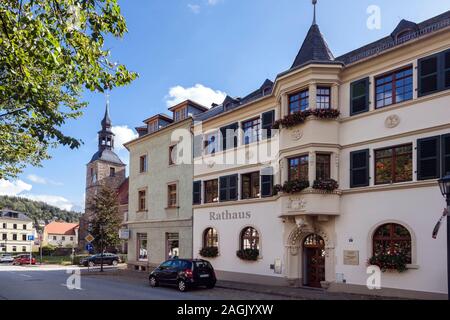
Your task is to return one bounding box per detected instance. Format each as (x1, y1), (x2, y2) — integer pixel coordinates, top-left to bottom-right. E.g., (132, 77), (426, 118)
(0, 210), (35, 254)
(191, 12), (450, 299)
(125, 116), (196, 270)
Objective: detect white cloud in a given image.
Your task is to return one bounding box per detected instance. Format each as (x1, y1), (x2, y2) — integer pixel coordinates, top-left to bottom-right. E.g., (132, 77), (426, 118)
(27, 174), (63, 186)
(188, 4), (201, 14)
(21, 194), (74, 211)
(112, 125), (138, 151)
(0, 179), (32, 196)
(165, 84), (226, 108)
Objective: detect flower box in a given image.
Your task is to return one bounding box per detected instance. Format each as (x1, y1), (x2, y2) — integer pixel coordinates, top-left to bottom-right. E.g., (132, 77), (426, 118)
(199, 247), (219, 258)
(312, 179), (339, 192)
(368, 253), (409, 273)
(274, 180), (310, 194)
(272, 109), (340, 129)
(236, 249), (259, 261)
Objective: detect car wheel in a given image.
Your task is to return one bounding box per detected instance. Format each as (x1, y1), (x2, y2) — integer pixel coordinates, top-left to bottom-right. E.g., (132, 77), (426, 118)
(149, 276), (159, 288)
(112, 260), (118, 266)
(88, 261), (95, 268)
(178, 280), (188, 292)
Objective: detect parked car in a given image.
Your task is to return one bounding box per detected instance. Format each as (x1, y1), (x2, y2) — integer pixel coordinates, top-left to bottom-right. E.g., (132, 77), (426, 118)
(12, 254), (36, 265)
(149, 259), (216, 292)
(0, 254), (14, 263)
(80, 253), (120, 267)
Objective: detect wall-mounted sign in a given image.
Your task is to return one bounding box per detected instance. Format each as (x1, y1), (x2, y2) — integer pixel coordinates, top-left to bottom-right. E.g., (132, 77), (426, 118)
(343, 250), (359, 266)
(274, 259), (282, 274)
(209, 210), (251, 221)
(119, 229), (130, 240)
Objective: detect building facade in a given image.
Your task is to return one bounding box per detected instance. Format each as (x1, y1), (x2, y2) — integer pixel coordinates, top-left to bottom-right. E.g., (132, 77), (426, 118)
(0, 210), (35, 254)
(43, 221), (79, 248)
(79, 105), (128, 251)
(125, 100), (208, 270)
(191, 10), (450, 299)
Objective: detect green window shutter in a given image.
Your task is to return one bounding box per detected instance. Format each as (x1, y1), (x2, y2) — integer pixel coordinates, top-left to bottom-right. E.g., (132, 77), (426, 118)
(193, 181), (201, 205)
(442, 134), (450, 176)
(350, 77), (370, 116)
(261, 110), (275, 140)
(417, 136), (441, 180)
(350, 149), (370, 188)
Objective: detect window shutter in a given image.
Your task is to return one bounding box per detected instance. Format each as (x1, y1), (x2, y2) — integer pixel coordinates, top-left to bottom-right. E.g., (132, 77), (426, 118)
(229, 174), (238, 201)
(350, 77), (370, 116)
(444, 50), (450, 89)
(193, 181), (201, 205)
(193, 135), (203, 158)
(350, 149), (370, 188)
(418, 55), (439, 96)
(261, 110), (275, 140)
(443, 134), (450, 176)
(220, 123), (239, 150)
(219, 176), (228, 201)
(417, 136), (440, 180)
(261, 174), (273, 197)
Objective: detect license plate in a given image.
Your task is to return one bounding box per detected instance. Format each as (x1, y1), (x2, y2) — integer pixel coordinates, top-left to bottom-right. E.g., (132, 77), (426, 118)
(199, 274), (210, 278)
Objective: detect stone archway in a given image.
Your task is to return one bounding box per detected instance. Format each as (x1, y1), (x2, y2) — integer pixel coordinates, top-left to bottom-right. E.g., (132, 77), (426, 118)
(285, 224), (334, 288)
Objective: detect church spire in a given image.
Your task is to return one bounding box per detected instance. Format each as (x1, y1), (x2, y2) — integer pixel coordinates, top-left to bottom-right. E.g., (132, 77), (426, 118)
(98, 100), (114, 152)
(312, 0), (317, 25)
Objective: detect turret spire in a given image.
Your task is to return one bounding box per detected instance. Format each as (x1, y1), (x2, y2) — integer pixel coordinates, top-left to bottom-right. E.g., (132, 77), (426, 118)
(312, 0), (317, 25)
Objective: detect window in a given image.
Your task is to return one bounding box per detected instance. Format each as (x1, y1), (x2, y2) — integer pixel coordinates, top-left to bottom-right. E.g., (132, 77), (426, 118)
(417, 136), (440, 180)
(169, 145), (176, 165)
(375, 67), (413, 108)
(241, 172), (260, 200)
(220, 123), (239, 150)
(148, 120), (158, 133)
(350, 150), (370, 188)
(242, 118), (261, 145)
(13, 224), (17, 229)
(138, 190), (146, 211)
(240, 227), (259, 250)
(2, 234), (6, 240)
(91, 168), (97, 184)
(70, 237), (74, 241)
(203, 228), (218, 248)
(204, 179), (219, 204)
(316, 86), (331, 109)
(350, 78), (370, 115)
(261, 110), (275, 140)
(166, 232), (179, 260)
(22, 235), (26, 241)
(167, 184), (177, 208)
(261, 169), (274, 198)
(139, 155), (147, 173)
(22, 224), (26, 230)
(373, 223), (412, 264)
(418, 49), (450, 96)
(174, 107), (188, 122)
(443, 134), (450, 176)
(62, 236), (65, 241)
(12, 246), (16, 252)
(53, 236), (57, 240)
(375, 144), (412, 185)
(22, 246), (26, 252)
(12, 234), (17, 241)
(110, 167), (116, 177)
(193, 181), (201, 205)
(2, 223), (5, 229)
(204, 132), (218, 155)
(316, 154), (331, 181)
(289, 89), (309, 114)
(219, 175), (238, 202)
(288, 155), (309, 181)
(137, 233), (148, 261)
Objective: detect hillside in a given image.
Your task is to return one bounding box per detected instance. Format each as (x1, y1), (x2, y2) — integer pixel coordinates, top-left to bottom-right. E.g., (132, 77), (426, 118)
(0, 195), (81, 224)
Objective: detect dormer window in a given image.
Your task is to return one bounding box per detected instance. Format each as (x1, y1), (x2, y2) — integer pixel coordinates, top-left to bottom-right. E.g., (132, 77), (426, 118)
(174, 107), (188, 122)
(148, 120), (159, 133)
(263, 87), (271, 96)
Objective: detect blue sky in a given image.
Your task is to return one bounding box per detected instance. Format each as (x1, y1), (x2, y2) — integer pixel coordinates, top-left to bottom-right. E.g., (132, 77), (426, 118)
(1, 0), (448, 212)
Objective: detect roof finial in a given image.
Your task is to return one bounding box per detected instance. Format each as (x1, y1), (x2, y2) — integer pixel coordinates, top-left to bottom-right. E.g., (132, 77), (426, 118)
(312, 0), (317, 25)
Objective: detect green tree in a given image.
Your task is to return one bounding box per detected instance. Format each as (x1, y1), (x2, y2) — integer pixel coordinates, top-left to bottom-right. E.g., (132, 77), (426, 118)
(88, 185), (121, 251)
(0, 0), (137, 179)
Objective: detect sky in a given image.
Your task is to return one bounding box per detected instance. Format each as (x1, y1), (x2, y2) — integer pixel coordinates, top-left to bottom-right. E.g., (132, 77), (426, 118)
(1, 0), (449, 212)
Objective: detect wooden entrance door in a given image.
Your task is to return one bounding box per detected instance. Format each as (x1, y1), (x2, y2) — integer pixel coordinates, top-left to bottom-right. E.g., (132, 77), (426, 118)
(304, 234), (325, 288)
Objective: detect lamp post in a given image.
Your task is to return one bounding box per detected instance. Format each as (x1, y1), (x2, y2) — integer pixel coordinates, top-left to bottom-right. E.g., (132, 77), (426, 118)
(100, 224), (104, 273)
(438, 174), (450, 300)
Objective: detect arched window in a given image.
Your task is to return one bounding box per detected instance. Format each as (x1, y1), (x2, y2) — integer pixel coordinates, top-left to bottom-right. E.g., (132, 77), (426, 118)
(203, 228), (218, 248)
(240, 227), (259, 250)
(373, 223), (412, 263)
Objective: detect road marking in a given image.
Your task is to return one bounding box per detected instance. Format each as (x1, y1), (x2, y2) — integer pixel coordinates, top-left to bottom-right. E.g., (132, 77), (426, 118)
(19, 274), (32, 278)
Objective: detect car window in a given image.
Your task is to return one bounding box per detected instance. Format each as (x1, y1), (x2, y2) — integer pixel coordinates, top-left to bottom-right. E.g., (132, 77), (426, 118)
(160, 261), (173, 269)
(195, 261), (212, 270)
(179, 260), (192, 270)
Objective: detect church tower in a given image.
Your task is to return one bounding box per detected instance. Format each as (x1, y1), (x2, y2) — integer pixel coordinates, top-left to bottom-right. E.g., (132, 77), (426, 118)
(79, 104), (127, 250)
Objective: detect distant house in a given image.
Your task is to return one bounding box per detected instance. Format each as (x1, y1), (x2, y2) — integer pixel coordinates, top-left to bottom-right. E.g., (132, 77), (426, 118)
(43, 222), (79, 248)
(0, 209), (35, 253)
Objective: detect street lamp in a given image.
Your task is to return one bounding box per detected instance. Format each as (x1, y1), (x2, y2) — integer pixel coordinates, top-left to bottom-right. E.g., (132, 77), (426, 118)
(438, 174), (450, 300)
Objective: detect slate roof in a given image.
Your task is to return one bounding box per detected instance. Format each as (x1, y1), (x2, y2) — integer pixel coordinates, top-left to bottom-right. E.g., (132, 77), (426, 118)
(0, 209), (32, 221)
(90, 149), (125, 165)
(290, 23), (335, 69)
(101, 104), (112, 130)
